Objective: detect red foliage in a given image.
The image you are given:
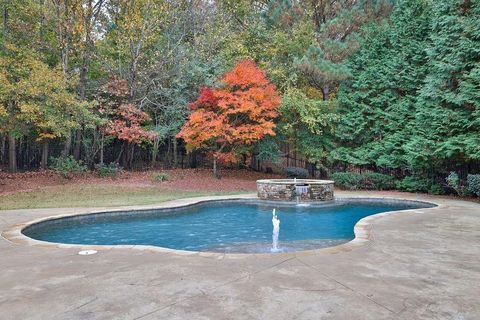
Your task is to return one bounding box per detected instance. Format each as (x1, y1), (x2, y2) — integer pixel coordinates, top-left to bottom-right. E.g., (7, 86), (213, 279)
(177, 60), (280, 164)
(104, 75), (130, 98)
(104, 104), (156, 144)
(189, 87), (219, 110)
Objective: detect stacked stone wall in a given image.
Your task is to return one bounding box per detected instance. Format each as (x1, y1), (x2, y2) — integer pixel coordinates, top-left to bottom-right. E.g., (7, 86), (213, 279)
(257, 180), (334, 201)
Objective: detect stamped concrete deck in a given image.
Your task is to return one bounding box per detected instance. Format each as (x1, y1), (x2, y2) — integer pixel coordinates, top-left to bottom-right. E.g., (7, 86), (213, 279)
(0, 191), (479, 320)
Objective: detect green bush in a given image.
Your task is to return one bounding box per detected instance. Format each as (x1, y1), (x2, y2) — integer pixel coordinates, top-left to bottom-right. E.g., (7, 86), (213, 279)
(428, 184), (444, 195)
(362, 172), (396, 190)
(331, 172), (363, 190)
(285, 167), (309, 179)
(95, 162), (121, 178)
(396, 176), (443, 194)
(446, 172), (460, 193)
(152, 172), (170, 182)
(331, 172), (395, 190)
(49, 156), (88, 179)
(467, 174), (480, 197)
(445, 172), (468, 196)
(396, 176), (429, 192)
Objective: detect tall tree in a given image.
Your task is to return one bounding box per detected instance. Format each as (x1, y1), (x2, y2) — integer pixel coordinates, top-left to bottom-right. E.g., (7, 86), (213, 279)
(334, 0), (432, 170)
(102, 0), (169, 100)
(0, 46), (94, 170)
(297, 0), (393, 100)
(279, 86), (338, 168)
(177, 60), (280, 177)
(333, 0), (480, 177)
(99, 76), (156, 168)
(410, 0), (480, 170)
(1, 0), (47, 171)
(138, 1), (230, 167)
(72, 0), (105, 159)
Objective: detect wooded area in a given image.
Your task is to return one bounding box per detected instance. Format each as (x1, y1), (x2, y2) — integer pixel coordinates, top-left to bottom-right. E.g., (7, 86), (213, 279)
(0, 0), (479, 192)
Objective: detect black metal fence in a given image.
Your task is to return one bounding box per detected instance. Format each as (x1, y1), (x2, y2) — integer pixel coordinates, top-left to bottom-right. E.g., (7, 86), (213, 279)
(1, 136), (479, 180)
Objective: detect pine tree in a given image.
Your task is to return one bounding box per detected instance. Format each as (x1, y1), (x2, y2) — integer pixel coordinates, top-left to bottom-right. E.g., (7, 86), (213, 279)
(334, 0), (480, 176)
(334, 0), (432, 169)
(411, 0), (480, 170)
(297, 0), (394, 100)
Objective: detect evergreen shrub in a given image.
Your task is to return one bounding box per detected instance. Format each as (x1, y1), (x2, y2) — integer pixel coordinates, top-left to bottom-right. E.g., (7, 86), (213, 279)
(445, 172), (469, 196)
(467, 174), (480, 197)
(331, 172), (362, 190)
(95, 163), (121, 178)
(285, 167), (309, 179)
(331, 172), (395, 190)
(396, 176), (443, 194)
(362, 172), (396, 190)
(49, 156), (88, 179)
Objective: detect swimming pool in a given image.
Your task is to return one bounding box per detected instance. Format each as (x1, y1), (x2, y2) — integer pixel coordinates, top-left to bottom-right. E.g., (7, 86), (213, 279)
(23, 199), (434, 253)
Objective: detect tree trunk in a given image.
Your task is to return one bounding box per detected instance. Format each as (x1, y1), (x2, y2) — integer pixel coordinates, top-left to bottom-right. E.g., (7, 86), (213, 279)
(61, 37), (69, 75)
(99, 132), (104, 165)
(73, 1), (96, 162)
(56, 0), (70, 76)
(189, 150), (198, 168)
(213, 157), (221, 179)
(0, 134), (5, 165)
(165, 138), (171, 166)
(3, 0), (9, 34)
(172, 137), (177, 167)
(129, 144), (134, 169)
(130, 58), (138, 99)
(73, 129), (81, 160)
(115, 144), (123, 164)
(322, 85), (330, 101)
(212, 143), (227, 179)
(41, 140), (49, 169)
(8, 132), (16, 173)
(39, 0), (45, 47)
(62, 132), (71, 156)
(213, 157), (217, 178)
(120, 141), (129, 168)
(151, 135), (159, 167)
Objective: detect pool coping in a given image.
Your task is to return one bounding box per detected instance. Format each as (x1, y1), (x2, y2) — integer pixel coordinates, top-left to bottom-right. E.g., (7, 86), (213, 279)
(256, 179), (335, 185)
(1, 194), (443, 259)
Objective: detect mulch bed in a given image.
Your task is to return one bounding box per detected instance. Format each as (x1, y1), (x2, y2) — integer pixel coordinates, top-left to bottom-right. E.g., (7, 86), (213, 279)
(0, 168), (282, 195)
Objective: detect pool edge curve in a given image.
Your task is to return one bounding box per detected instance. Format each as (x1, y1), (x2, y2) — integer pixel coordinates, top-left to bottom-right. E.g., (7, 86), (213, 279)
(1, 194), (442, 259)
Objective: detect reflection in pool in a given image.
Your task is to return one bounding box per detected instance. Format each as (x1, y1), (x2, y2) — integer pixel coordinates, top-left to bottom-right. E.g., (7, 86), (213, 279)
(23, 199), (434, 253)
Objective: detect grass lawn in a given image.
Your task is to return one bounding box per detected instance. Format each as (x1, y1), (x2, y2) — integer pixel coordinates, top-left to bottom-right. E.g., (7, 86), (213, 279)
(0, 185), (247, 210)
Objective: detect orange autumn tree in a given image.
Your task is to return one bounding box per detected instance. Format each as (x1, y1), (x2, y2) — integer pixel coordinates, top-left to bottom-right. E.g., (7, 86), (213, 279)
(177, 60), (281, 177)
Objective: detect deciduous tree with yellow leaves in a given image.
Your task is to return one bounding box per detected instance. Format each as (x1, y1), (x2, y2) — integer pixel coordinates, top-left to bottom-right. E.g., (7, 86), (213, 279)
(0, 46), (96, 171)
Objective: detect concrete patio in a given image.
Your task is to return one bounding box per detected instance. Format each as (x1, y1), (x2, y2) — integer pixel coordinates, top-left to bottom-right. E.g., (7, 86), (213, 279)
(1, 191), (479, 320)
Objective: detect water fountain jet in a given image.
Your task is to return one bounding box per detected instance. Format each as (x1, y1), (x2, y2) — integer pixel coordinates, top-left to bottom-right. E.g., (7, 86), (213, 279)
(271, 209), (280, 252)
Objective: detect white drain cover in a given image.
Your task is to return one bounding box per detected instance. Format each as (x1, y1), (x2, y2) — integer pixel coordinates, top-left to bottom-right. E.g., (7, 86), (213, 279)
(78, 250), (98, 256)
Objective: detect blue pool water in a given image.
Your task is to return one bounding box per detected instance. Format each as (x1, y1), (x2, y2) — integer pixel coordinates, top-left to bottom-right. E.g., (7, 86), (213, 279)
(24, 199), (432, 253)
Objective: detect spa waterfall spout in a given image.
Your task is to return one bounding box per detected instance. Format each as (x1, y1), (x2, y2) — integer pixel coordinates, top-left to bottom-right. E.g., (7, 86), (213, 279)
(271, 209), (280, 252)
